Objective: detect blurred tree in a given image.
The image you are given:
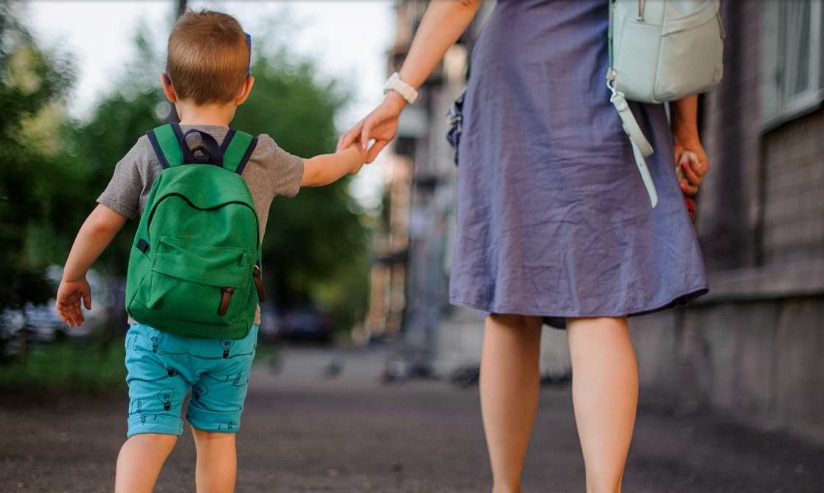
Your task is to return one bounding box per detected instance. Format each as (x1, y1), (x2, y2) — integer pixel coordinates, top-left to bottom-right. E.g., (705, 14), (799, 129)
(234, 53), (368, 317)
(0, 1), (78, 311)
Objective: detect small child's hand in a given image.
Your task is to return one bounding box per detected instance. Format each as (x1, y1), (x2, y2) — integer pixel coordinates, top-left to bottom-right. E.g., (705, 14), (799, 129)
(56, 278), (92, 327)
(347, 139), (369, 175)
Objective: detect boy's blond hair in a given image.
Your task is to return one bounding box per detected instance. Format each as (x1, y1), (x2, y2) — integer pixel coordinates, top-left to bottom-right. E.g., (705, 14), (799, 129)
(167, 10), (250, 105)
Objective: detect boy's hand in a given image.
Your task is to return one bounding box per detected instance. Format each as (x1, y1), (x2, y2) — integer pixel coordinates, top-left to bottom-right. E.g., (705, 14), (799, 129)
(56, 278), (92, 327)
(347, 140), (369, 175)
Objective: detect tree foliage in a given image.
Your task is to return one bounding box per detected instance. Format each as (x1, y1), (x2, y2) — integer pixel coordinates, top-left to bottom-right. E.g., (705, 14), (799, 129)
(0, 1), (78, 310)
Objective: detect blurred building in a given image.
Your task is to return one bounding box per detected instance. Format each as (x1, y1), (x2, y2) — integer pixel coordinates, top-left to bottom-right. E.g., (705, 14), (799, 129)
(369, 0), (824, 444)
(364, 1), (488, 374)
(632, 0), (824, 445)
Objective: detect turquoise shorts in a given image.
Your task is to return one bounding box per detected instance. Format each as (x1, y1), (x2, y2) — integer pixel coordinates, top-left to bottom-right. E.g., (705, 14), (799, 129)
(124, 323), (258, 437)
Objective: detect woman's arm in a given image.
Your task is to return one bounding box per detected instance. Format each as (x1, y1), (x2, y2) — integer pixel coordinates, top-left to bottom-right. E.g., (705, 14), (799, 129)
(671, 95), (709, 197)
(338, 0), (483, 161)
(396, 0), (482, 90)
(671, 95), (699, 143)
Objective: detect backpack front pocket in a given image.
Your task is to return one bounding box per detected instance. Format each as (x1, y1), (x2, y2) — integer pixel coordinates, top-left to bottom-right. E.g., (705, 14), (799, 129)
(147, 236), (252, 325)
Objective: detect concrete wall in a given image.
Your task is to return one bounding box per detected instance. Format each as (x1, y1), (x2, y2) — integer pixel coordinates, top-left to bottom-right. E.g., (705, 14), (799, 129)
(630, 293), (824, 445)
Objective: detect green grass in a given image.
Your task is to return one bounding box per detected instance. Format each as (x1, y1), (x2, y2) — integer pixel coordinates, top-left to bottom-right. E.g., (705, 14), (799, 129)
(0, 338), (285, 393)
(0, 341), (127, 393)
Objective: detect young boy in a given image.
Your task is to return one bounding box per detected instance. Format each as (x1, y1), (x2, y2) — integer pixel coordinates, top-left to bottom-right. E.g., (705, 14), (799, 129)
(55, 10), (366, 493)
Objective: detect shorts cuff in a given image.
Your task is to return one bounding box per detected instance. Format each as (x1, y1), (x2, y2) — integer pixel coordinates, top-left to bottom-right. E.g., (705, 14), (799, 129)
(186, 407), (243, 434)
(127, 413), (184, 438)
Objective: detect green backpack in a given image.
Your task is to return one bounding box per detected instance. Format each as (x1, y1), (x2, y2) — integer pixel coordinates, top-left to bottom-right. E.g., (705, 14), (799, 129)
(125, 124), (264, 339)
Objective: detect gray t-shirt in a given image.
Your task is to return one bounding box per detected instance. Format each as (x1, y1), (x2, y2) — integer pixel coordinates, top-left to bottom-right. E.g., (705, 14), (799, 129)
(97, 125), (304, 325)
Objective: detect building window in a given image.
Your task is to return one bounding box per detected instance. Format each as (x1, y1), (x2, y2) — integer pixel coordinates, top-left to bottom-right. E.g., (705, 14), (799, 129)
(762, 0), (824, 129)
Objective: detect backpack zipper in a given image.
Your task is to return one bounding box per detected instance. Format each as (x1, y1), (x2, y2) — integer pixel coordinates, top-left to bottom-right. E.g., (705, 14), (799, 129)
(146, 193), (261, 248)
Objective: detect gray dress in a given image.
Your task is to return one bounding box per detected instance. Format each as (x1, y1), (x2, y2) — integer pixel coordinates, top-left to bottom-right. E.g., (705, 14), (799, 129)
(449, 0), (709, 328)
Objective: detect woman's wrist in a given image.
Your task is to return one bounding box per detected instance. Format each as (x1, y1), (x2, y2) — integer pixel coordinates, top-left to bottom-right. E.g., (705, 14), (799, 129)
(673, 130), (701, 148)
(383, 91), (408, 117)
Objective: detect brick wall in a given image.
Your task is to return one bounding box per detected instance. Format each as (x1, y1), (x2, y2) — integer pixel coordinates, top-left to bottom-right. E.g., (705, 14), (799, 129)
(762, 108), (824, 265)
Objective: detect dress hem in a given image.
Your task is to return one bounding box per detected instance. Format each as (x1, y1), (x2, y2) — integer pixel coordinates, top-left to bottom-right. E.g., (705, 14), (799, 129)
(449, 285), (710, 330)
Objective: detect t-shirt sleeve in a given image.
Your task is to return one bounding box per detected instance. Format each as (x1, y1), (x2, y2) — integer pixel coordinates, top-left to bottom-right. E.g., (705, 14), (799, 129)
(256, 134), (304, 198)
(96, 138), (146, 219)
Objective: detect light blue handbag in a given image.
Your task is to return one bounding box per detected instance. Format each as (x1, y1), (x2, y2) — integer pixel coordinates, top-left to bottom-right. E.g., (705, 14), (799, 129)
(607, 0), (725, 207)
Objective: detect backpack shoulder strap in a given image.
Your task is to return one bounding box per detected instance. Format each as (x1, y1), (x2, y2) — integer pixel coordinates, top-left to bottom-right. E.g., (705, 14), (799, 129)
(220, 129), (258, 175)
(146, 124), (185, 168)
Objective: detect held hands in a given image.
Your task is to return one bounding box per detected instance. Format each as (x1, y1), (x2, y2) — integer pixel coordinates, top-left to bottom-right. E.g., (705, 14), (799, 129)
(337, 92), (406, 163)
(56, 277), (92, 327)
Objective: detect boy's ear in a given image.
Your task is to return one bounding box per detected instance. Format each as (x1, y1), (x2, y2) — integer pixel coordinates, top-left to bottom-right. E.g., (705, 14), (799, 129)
(234, 76), (255, 106)
(160, 73), (177, 103)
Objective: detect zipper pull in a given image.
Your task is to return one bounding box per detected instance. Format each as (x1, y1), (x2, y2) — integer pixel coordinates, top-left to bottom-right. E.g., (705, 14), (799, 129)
(253, 265), (265, 302)
(218, 287), (234, 316)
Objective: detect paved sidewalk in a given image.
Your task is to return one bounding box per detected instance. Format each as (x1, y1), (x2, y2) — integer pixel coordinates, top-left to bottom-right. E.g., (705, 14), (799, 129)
(1, 346), (823, 492)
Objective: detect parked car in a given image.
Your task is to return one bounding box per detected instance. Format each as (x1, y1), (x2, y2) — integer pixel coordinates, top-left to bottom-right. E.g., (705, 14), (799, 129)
(257, 302), (282, 342)
(1, 267), (115, 347)
(278, 306), (334, 345)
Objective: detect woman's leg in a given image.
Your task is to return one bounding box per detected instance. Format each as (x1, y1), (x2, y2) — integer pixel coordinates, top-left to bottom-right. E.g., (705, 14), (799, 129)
(114, 433), (178, 493)
(192, 427), (237, 493)
(566, 316), (638, 493)
(480, 313), (543, 493)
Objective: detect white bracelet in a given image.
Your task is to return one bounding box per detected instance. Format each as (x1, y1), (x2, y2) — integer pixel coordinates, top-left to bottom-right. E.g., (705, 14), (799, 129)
(383, 72), (418, 104)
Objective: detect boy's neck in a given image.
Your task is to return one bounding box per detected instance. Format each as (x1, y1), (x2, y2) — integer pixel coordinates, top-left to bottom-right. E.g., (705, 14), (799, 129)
(175, 100), (237, 127)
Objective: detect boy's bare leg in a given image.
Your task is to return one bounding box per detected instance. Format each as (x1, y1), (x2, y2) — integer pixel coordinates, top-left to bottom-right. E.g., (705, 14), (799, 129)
(114, 434), (178, 493)
(192, 427), (237, 493)
(567, 316), (638, 493)
(480, 313), (543, 493)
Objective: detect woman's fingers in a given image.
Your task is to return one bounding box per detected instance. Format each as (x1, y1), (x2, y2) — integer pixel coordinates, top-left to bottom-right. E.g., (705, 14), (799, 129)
(360, 118), (378, 152)
(338, 120), (364, 152)
(366, 139), (390, 164)
(679, 179), (699, 196)
(681, 161), (703, 187)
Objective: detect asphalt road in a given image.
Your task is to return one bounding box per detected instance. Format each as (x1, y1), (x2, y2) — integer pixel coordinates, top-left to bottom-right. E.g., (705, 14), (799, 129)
(1, 346), (823, 493)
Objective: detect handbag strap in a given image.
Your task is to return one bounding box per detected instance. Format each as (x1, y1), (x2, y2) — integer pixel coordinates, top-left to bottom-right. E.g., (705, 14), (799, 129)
(606, 0), (658, 208)
(609, 89), (659, 208)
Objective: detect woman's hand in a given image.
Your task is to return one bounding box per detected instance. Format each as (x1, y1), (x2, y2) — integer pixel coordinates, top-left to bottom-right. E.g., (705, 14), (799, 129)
(672, 135), (709, 219)
(673, 136), (709, 197)
(337, 91), (406, 164)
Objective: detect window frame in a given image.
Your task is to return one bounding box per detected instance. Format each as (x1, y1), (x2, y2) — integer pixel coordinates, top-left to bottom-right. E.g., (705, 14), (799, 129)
(761, 0), (824, 131)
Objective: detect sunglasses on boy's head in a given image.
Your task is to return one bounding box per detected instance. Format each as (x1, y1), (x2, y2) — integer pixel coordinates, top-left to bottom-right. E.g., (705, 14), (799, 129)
(245, 32), (252, 75)
(163, 32), (252, 85)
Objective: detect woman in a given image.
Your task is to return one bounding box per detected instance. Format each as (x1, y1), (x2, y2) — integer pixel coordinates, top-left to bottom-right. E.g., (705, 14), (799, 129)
(339, 1), (710, 492)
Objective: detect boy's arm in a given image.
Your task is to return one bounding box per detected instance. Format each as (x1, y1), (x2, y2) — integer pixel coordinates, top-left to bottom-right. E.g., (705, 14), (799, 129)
(300, 145), (367, 187)
(56, 204), (128, 326)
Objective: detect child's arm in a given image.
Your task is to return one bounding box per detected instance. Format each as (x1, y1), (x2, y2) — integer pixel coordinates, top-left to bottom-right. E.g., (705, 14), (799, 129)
(56, 204), (128, 327)
(300, 144), (367, 187)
